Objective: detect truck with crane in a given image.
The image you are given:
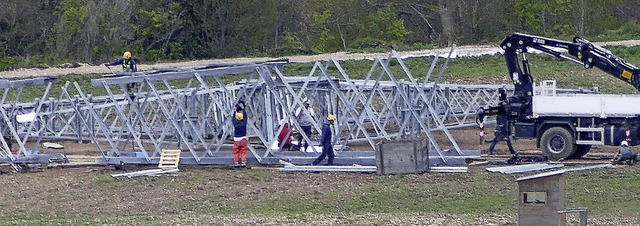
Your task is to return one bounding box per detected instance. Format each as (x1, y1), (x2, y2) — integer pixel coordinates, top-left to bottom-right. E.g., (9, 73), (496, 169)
(478, 32), (640, 161)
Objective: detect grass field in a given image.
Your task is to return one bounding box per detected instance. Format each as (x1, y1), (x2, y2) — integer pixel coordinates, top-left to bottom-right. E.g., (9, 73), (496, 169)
(0, 165), (638, 225)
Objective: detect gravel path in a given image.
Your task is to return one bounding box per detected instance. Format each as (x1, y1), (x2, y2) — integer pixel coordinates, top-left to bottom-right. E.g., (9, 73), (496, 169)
(2, 40), (640, 79)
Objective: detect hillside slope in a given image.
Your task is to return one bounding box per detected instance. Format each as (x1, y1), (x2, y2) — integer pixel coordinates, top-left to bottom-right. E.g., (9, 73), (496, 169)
(2, 40), (640, 79)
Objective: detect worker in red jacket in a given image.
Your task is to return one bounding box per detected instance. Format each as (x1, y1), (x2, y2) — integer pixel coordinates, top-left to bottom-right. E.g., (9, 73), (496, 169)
(278, 122), (293, 150)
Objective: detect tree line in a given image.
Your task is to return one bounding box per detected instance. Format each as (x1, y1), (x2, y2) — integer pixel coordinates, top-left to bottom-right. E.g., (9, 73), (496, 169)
(1, 0), (639, 66)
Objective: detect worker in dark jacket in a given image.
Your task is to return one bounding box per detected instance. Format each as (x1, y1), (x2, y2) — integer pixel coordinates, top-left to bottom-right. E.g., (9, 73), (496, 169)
(104, 51), (138, 72)
(312, 115), (336, 165)
(613, 140), (637, 165)
(232, 100), (248, 168)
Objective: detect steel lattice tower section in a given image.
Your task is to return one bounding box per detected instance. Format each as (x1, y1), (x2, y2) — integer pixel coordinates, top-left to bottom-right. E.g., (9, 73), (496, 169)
(71, 51), (488, 166)
(0, 52), (599, 169)
(0, 77), (67, 171)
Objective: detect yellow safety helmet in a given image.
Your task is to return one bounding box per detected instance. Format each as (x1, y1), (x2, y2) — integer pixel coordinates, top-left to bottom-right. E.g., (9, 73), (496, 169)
(123, 51), (132, 59)
(327, 114), (336, 121)
(235, 112), (244, 121)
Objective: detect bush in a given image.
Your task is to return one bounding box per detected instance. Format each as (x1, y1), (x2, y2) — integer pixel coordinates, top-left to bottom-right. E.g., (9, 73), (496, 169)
(0, 56), (18, 71)
(597, 20), (640, 41)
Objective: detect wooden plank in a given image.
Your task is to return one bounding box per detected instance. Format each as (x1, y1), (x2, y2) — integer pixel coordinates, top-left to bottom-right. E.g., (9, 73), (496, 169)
(111, 168), (179, 178)
(468, 161), (489, 166)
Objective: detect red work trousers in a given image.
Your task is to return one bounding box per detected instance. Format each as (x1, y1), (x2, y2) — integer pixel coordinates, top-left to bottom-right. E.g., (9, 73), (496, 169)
(233, 139), (248, 163)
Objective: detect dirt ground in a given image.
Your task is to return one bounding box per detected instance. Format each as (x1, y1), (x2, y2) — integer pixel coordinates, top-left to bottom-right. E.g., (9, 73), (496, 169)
(5, 127), (625, 222)
(1, 145), (636, 225)
(34, 124), (619, 156)
(0, 165), (516, 225)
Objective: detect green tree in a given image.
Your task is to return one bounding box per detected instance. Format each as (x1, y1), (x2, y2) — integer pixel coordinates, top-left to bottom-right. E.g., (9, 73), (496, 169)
(514, 0), (545, 34)
(51, 0), (136, 62)
(52, 0), (89, 59)
(310, 10), (336, 52)
(351, 4), (410, 48)
(580, 0), (626, 36)
(372, 5), (410, 44)
(514, 0), (575, 36)
(135, 1), (185, 61)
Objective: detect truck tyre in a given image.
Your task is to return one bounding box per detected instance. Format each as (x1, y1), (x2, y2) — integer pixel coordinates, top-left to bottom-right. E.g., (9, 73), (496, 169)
(540, 127), (576, 160)
(571, 145), (591, 159)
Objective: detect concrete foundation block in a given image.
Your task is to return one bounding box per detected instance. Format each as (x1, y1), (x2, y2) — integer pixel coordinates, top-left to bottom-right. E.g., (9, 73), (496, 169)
(376, 139), (428, 175)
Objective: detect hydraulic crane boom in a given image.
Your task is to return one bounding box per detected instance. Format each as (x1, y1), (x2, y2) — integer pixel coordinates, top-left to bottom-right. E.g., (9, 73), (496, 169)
(478, 33), (640, 162)
(502, 32), (640, 96)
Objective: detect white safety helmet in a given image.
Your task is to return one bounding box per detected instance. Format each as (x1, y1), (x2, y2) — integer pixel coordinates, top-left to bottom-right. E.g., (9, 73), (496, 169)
(621, 140), (629, 146)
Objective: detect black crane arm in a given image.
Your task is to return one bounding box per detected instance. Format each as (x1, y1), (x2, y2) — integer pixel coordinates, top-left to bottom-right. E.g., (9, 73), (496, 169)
(571, 36), (640, 90)
(501, 32), (640, 93)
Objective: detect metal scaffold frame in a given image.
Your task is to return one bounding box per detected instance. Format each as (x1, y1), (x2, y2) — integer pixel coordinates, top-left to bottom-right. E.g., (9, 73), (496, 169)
(0, 51), (599, 169)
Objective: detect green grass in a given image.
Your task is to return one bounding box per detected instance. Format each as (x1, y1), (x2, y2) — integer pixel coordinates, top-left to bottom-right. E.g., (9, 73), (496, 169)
(94, 175), (114, 184)
(567, 168), (640, 213)
(1, 167), (639, 225)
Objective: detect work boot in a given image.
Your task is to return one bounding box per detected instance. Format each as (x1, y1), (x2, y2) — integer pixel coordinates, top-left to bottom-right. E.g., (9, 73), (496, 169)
(627, 158), (635, 166)
(507, 154), (522, 165)
(233, 162), (240, 169)
(240, 162), (247, 168)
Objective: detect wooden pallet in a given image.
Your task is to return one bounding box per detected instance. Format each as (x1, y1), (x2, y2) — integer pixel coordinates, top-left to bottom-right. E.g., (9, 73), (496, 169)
(158, 149), (181, 169)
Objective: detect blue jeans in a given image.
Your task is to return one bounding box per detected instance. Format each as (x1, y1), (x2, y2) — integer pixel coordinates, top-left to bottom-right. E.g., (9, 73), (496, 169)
(617, 153), (637, 164)
(312, 144), (334, 165)
(297, 126), (312, 150)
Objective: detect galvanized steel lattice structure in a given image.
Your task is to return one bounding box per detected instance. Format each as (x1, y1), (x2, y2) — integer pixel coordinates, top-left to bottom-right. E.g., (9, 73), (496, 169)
(0, 50), (595, 169)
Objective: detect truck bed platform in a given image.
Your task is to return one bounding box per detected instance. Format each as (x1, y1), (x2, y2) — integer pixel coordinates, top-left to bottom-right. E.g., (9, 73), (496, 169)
(532, 93), (640, 118)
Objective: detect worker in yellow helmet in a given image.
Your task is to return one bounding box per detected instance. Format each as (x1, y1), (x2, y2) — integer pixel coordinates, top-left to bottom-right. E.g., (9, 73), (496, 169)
(104, 51), (138, 73)
(232, 100), (248, 168)
(312, 114), (336, 166)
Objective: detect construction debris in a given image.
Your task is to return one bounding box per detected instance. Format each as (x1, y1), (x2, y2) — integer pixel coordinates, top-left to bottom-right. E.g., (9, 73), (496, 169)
(486, 163), (564, 174)
(279, 161), (375, 173)
(468, 161), (489, 166)
(565, 163), (612, 172)
(429, 166), (469, 173)
(111, 168), (179, 178)
(279, 165), (376, 173)
(111, 149), (181, 178)
(42, 142), (64, 149)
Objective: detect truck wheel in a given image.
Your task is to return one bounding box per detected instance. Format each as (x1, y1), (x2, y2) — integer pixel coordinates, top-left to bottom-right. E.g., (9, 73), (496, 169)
(571, 145), (591, 159)
(540, 127), (576, 160)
